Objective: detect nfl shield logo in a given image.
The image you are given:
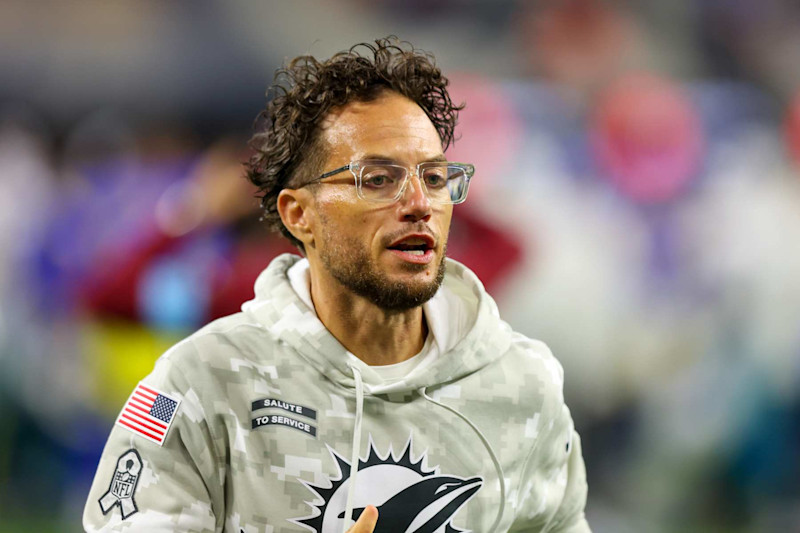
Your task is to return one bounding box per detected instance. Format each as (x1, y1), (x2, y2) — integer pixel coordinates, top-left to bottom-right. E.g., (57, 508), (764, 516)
(112, 471), (136, 499)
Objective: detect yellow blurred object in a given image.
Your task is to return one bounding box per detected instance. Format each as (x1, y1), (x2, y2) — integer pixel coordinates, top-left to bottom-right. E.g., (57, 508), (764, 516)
(81, 319), (184, 417)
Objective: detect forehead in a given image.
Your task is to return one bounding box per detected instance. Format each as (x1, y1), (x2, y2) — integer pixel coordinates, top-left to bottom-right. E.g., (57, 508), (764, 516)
(320, 91), (444, 163)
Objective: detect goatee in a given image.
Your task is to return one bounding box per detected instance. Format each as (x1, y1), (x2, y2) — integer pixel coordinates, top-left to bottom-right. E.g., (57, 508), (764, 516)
(319, 231), (447, 312)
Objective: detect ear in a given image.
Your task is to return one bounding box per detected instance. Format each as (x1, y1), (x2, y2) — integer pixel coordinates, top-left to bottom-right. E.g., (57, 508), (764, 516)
(277, 188), (316, 248)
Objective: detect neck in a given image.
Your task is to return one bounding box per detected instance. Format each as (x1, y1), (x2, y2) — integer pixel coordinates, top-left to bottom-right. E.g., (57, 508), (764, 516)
(308, 266), (427, 366)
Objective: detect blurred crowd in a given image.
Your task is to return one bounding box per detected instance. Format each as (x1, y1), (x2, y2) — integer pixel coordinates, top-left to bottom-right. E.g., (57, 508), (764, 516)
(1, 1), (800, 531)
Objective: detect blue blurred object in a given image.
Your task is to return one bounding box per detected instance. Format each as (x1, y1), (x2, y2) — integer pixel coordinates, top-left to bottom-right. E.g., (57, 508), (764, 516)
(136, 232), (230, 331)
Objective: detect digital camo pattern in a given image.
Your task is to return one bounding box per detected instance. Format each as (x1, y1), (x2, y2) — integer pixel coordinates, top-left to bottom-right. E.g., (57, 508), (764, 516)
(84, 254), (589, 532)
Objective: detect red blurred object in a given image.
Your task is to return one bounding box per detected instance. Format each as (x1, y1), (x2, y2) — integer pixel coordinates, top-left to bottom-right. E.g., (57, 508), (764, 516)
(590, 73), (705, 204)
(81, 226), (297, 324)
(784, 88), (800, 169)
(446, 206), (523, 294)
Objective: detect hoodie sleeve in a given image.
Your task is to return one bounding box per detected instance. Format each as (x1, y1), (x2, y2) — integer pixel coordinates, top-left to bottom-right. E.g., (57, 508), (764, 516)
(509, 344), (591, 533)
(83, 342), (223, 532)
(510, 402), (590, 532)
(544, 427), (591, 532)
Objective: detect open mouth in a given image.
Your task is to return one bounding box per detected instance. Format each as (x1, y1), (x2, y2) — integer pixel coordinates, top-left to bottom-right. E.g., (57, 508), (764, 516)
(387, 234), (435, 263)
(389, 243), (430, 255)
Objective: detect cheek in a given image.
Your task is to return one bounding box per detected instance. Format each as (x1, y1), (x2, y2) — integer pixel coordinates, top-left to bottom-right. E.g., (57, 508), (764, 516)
(435, 208), (454, 240)
(315, 200), (380, 244)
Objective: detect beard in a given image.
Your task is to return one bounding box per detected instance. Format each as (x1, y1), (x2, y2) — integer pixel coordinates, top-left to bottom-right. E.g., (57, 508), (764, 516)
(317, 223), (447, 312)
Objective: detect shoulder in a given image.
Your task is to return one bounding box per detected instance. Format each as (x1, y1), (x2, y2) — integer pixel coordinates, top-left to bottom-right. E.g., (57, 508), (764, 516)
(156, 312), (274, 373)
(507, 333), (565, 389)
(489, 332), (568, 419)
(140, 312), (281, 412)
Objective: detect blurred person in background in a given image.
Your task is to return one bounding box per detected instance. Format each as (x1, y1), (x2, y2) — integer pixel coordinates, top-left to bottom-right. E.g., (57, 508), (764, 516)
(83, 37), (589, 533)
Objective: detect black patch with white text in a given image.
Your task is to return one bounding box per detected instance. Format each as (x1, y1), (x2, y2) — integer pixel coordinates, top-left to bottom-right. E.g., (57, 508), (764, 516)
(251, 397), (317, 420)
(98, 449), (142, 520)
(252, 414), (317, 436)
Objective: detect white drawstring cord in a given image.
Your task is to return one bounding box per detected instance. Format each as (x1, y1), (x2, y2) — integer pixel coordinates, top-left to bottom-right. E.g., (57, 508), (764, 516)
(342, 365), (365, 533)
(421, 387), (506, 533)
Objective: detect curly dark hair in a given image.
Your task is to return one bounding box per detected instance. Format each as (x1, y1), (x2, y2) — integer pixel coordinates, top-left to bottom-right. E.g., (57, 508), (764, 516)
(244, 36), (463, 251)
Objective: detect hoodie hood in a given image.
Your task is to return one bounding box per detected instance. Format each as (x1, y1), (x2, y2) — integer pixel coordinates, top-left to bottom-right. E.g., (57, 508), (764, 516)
(242, 253), (512, 396)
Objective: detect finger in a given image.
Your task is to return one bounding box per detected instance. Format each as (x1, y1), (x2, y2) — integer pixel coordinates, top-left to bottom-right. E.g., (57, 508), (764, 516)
(346, 505), (379, 533)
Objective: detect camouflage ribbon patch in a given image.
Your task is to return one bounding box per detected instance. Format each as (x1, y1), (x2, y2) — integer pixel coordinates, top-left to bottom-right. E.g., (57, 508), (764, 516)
(99, 449), (142, 519)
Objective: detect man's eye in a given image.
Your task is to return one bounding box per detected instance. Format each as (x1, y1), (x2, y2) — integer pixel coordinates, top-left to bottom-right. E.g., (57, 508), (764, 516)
(363, 174), (392, 188)
(424, 172), (447, 188)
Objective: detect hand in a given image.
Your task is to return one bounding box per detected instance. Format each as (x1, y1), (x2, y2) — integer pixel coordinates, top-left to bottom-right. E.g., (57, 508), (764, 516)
(346, 505), (378, 533)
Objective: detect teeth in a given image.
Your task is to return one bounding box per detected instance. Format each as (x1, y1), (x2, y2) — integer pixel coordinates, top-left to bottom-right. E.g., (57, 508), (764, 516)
(406, 250), (425, 255)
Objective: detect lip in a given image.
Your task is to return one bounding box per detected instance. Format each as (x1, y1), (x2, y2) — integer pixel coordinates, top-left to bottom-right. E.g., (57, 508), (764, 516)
(386, 233), (436, 265)
(388, 248), (435, 264)
(388, 233), (436, 249)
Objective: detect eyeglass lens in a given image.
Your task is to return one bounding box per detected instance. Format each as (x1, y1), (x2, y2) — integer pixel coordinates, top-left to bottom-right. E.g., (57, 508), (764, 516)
(358, 163), (469, 203)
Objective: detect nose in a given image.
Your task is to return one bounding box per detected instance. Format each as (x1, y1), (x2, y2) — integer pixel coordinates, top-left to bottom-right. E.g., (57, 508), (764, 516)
(398, 174), (432, 222)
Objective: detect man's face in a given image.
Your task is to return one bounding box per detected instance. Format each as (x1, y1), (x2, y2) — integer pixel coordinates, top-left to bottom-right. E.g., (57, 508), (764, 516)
(308, 91), (453, 311)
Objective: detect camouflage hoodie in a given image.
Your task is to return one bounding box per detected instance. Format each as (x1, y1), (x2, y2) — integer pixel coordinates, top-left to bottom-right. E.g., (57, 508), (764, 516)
(84, 254), (590, 533)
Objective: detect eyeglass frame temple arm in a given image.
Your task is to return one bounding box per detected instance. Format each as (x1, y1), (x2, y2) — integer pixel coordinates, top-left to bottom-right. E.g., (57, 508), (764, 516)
(317, 164), (352, 181)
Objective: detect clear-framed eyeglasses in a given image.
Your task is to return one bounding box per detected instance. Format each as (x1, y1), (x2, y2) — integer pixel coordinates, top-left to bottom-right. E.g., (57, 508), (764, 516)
(302, 159), (475, 205)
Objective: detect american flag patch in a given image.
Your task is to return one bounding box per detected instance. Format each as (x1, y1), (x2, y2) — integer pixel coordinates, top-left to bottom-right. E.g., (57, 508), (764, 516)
(115, 383), (180, 446)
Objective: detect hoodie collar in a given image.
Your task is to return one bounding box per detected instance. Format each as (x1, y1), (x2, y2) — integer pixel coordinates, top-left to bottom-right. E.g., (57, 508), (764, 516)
(242, 254), (511, 395)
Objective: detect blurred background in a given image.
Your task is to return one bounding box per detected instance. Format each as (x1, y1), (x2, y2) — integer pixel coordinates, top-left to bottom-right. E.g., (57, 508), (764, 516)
(1, 0), (799, 531)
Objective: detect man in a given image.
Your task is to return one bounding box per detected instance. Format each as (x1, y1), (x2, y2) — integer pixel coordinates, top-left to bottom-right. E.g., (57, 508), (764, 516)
(84, 37), (590, 533)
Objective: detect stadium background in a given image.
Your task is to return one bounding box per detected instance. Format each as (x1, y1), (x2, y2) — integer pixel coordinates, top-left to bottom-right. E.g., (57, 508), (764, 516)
(1, 1), (799, 531)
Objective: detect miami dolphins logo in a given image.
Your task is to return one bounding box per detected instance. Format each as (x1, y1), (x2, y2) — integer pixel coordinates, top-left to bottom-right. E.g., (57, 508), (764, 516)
(292, 437), (483, 533)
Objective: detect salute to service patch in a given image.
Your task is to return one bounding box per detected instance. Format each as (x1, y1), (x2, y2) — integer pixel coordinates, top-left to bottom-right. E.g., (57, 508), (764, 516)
(116, 383), (180, 446)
